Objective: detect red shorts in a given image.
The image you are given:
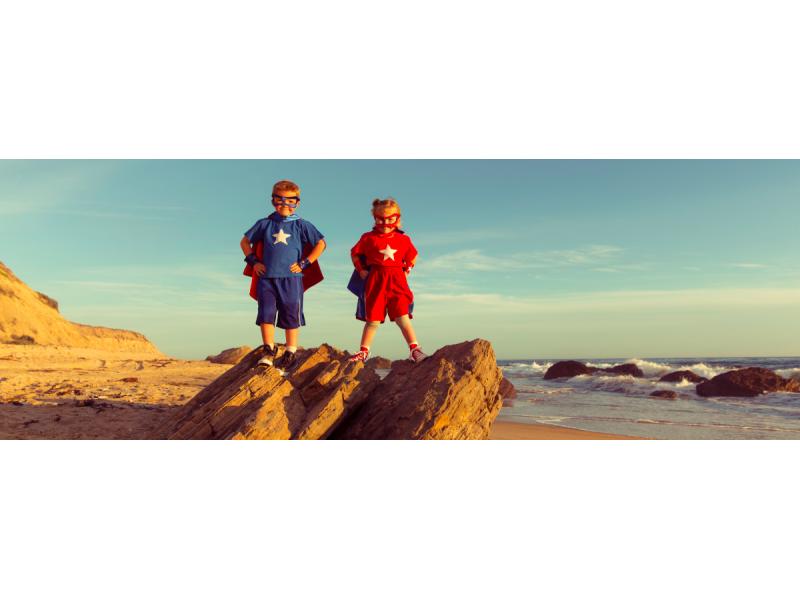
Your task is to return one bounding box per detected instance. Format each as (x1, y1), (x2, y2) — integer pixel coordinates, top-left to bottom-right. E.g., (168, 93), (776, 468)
(363, 267), (414, 323)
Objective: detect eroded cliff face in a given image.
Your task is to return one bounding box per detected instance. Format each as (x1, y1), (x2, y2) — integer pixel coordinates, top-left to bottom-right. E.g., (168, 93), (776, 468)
(0, 261), (160, 354)
(153, 339), (503, 440)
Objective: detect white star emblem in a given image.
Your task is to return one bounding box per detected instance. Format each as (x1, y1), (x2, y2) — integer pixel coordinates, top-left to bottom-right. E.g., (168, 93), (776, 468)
(272, 228), (291, 245)
(379, 244), (397, 261)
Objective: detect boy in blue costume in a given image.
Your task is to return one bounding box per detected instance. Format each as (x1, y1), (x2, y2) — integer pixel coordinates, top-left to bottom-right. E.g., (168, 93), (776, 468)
(240, 180), (326, 370)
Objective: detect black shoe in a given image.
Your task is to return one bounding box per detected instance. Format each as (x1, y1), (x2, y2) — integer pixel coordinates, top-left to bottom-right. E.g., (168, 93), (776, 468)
(276, 350), (297, 371)
(257, 345), (277, 367)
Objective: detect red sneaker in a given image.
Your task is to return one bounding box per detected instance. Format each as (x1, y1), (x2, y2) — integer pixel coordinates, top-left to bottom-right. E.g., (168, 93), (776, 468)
(348, 350), (370, 363)
(408, 347), (428, 363)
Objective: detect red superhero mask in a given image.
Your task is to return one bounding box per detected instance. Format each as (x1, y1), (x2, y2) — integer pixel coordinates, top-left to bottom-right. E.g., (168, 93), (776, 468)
(373, 213), (400, 230)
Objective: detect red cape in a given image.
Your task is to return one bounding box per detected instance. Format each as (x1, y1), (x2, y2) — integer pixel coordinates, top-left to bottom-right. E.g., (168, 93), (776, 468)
(243, 241), (324, 300)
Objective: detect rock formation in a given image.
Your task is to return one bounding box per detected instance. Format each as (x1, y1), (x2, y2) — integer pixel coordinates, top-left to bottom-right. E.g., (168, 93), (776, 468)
(206, 346), (252, 365)
(659, 370), (707, 383)
(499, 377), (517, 399)
(544, 360), (596, 379)
(365, 356), (392, 369)
(152, 344), (378, 439)
(544, 360), (649, 380)
(601, 364), (644, 378)
(650, 390), (678, 399)
(696, 367), (800, 398)
(154, 339), (503, 440)
(0, 261), (160, 353)
(332, 340), (502, 440)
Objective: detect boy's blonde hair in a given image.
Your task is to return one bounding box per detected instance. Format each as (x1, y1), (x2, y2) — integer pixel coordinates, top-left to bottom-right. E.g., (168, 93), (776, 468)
(273, 180), (301, 196)
(372, 197), (402, 229)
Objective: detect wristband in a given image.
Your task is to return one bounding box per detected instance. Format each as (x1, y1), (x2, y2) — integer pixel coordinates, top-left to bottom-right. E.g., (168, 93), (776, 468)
(299, 258), (311, 270)
(244, 253), (258, 266)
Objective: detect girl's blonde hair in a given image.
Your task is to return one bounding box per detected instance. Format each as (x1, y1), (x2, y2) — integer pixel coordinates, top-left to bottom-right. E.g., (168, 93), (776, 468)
(372, 197), (402, 229)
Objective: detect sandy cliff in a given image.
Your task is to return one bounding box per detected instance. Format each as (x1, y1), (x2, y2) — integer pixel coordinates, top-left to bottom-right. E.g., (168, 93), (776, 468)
(0, 261), (160, 354)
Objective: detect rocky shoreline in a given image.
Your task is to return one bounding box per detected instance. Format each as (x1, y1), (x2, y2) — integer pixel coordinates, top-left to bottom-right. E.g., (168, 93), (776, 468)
(542, 359), (800, 399)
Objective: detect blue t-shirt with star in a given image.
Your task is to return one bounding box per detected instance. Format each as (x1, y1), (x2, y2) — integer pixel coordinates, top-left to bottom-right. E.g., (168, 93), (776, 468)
(244, 213), (325, 278)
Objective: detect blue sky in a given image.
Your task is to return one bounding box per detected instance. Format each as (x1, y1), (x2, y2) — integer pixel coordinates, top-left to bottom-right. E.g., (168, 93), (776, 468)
(1, 160), (798, 359)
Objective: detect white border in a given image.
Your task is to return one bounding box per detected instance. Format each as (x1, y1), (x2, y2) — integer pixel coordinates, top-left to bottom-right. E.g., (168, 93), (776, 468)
(3, 1), (800, 598)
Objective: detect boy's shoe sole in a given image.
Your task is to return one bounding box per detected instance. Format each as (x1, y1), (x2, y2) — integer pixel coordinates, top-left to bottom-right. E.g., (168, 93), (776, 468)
(256, 345), (277, 367)
(276, 352), (297, 371)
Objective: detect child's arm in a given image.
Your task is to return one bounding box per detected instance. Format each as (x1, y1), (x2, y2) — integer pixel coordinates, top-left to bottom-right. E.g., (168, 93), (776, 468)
(241, 236), (265, 276)
(290, 239), (326, 273)
(307, 239), (326, 263)
(403, 238), (419, 274)
(351, 253), (369, 279)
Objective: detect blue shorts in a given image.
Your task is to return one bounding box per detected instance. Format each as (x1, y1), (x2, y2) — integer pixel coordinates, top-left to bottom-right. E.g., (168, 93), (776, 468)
(256, 276), (305, 329)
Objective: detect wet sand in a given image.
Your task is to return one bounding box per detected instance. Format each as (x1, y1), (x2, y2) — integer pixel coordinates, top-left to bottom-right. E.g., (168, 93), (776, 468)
(490, 419), (644, 440)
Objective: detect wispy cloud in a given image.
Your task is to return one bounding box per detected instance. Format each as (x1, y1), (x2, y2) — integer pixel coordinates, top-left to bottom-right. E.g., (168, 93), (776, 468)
(415, 287), (800, 315)
(531, 245), (622, 265)
(413, 229), (511, 247)
(419, 245), (625, 273)
(0, 161), (119, 216)
(731, 263), (769, 269)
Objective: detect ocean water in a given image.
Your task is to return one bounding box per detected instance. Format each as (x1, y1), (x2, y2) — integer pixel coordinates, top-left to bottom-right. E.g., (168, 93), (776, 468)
(497, 357), (800, 440)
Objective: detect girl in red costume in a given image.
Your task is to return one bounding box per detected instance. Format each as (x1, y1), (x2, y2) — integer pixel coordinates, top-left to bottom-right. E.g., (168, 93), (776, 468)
(348, 198), (427, 363)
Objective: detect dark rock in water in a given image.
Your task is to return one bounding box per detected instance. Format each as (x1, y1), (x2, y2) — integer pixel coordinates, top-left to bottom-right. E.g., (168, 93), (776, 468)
(696, 367), (800, 398)
(601, 364), (644, 378)
(502, 397), (515, 408)
(544, 360), (595, 380)
(333, 339), (503, 440)
(659, 370), (707, 383)
(365, 356), (392, 369)
(153, 339), (502, 440)
(650, 390), (678, 399)
(499, 377), (517, 399)
(206, 346), (252, 365)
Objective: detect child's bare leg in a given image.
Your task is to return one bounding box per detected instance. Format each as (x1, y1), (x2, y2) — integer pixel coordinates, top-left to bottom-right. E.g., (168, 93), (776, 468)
(348, 321), (380, 362)
(394, 315), (417, 345)
(360, 321), (380, 349)
(285, 328), (299, 350)
(395, 315), (426, 361)
(260, 323), (275, 347)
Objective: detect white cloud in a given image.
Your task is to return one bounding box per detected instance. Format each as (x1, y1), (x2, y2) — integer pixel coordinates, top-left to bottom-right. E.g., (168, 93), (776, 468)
(415, 287), (800, 315)
(413, 229), (510, 247)
(421, 249), (499, 272)
(419, 245), (625, 273)
(0, 161), (119, 216)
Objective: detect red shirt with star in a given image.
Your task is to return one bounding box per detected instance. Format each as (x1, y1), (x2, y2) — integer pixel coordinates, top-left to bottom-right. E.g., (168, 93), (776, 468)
(350, 230), (418, 268)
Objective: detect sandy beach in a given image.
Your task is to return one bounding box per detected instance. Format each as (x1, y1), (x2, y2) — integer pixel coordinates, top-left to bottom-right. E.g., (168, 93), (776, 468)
(490, 420), (644, 440)
(0, 343), (647, 440)
(0, 343), (229, 439)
